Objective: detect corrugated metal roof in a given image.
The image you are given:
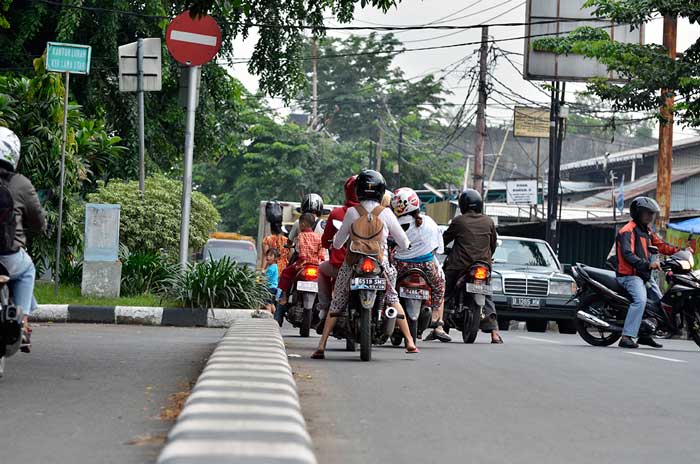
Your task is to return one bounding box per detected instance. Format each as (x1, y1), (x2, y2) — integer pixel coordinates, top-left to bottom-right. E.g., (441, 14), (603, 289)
(560, 136), (700, 172)
(570, 166), (700, 208)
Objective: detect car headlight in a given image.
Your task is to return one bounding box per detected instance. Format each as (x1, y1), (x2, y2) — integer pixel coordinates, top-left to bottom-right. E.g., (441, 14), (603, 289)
(550, 280), (576, 296)
(491, 274), (503, 293)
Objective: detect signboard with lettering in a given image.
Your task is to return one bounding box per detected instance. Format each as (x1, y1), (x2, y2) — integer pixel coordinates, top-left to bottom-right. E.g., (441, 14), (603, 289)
(46, 42), (92, 74)
(507, 180), (538, 205)
(513, 106), (550, 138)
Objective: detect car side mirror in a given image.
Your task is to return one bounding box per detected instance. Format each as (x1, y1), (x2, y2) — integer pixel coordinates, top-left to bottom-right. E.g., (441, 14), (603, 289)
(562, 263), (573, 275)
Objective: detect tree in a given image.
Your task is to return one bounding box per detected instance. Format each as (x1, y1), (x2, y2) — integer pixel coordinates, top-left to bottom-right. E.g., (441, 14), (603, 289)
(532, 2), (700, 127)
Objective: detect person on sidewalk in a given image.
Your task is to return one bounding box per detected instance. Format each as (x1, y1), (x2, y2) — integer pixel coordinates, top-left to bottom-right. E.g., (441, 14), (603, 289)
(263, 248), (280, 314)
(0, 127), (47, 352)
(615, 197), (681, 349)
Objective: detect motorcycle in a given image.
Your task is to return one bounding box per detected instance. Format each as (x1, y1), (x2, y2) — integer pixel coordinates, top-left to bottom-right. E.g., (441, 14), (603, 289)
(571, 248), (700, 348)
(443, 261), (492, 344)
(331, 254), (398, 361)
(0, 264), (23, 377)
(390, 268), (433, 345)
(285, 264), (320, 337)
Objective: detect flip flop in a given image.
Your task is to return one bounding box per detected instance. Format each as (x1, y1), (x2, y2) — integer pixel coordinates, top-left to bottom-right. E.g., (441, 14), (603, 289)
(405, 346), (420, 354)
(311, 350), (325, 359)
(491, 336), (504, 344)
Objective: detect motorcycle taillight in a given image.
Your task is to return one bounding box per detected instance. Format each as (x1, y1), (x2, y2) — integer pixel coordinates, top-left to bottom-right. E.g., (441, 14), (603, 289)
(473, 266), (489, 281)
(402, 273), (428, 288)
(360, 258), (376, 274)
(304, 267), (319, 280)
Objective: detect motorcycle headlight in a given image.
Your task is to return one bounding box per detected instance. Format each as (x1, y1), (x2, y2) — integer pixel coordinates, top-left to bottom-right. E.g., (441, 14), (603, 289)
(491, 274), (503, 293)
(550, 280), (576, 296)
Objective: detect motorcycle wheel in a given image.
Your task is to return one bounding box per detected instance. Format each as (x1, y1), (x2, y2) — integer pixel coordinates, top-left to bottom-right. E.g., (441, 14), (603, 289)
(299, 306), (312, 338)
(391, 334), (403, 346)
(576, 299), (622, 347)
(462, 300), (480, 344)
(346, 338), (356, 352)
(686, 310), (700, 348)
(360, 308), (372, 362)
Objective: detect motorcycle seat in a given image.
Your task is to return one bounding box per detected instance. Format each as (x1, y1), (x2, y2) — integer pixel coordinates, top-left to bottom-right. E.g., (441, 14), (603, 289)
(580, 265), (627, 295)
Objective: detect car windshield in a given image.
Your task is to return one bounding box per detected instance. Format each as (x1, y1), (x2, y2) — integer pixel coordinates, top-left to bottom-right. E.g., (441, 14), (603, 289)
(493, 239), (559, 270)
(204, 243), (257, 266)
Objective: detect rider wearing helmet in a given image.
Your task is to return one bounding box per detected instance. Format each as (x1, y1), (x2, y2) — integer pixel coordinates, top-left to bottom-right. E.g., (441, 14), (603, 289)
(616, 196), (680, 349)
(442, 189), (502, 343)
(391, 187), (450, 342)
(0, 127), (47, 352)
(312, 170), (419, 358)
(288, 193), (325, 248)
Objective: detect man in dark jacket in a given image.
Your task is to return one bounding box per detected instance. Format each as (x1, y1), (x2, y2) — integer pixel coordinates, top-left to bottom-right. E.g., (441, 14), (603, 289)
(616, 197), (679, 349)
(0, 127), (47, 352)
(442, 189), (502, 344)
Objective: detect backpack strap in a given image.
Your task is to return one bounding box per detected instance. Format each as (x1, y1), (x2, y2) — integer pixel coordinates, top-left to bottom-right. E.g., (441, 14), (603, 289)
(370, 205), (385, 217)
(354, 205), (368, 217)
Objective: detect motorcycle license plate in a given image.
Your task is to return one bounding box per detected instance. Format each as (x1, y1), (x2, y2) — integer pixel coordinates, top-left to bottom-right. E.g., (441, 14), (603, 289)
(466, 281), (491, 295)
(296, 281), (318, 292)
(510, 297), (541, 308)
(399, 287), (429, 300)
(351, 277), (385, 291)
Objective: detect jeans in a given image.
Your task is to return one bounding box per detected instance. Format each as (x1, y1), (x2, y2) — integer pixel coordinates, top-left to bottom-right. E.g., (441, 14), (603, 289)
(617, 275), (662, 338)
(0, 248), (36, 315)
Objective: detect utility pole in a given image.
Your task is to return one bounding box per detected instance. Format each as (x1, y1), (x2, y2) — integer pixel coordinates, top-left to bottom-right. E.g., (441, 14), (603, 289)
(546, 81), (560, 249)
(397, 126), (403, 186)
(471, 25), (489, 194)
(137, 38), (146, 195)
(657, 15), (677, 231)
(484, 127), (511, 199)
(311, 37), (318, 130)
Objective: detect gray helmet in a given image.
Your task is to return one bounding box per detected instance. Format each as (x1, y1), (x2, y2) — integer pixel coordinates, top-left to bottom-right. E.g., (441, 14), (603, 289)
(630, 196), (660, 224)
(0, 127), (20, 171)
(301, 193), (324, 215)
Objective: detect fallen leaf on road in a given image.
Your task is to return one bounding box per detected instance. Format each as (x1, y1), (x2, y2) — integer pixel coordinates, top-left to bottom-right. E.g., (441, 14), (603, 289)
(126, 434), (166, 446)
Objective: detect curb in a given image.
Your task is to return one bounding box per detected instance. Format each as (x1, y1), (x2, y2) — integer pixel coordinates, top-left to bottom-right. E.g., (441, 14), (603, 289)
(157, 318), (317, 464)
(30, 305), (258, 328)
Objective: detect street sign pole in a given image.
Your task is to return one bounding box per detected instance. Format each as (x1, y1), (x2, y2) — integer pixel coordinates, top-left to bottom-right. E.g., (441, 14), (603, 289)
(54, 71), (70, 296)
(179, 65), (199, 270)
(137, 38), (146, 195)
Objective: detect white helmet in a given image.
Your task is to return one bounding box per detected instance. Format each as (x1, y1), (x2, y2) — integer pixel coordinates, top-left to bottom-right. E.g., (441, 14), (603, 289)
(0, 127), (20, 171)
(391, 187), (420, 216)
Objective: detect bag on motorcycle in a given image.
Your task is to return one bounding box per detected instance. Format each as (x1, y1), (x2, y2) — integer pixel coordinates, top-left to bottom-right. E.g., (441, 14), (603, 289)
(265, 201), (283, 224)
(0, 171), (17, 254)
(345, 205), (385, 265)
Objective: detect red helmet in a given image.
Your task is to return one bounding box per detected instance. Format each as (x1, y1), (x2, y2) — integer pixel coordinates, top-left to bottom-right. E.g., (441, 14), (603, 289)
(391, 187), (420, 216)
(344, 175), (358, 205)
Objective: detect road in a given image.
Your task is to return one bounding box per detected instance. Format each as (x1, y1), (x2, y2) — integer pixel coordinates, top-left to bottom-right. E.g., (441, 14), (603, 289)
(0, 323), (224, 464)
(286, 329), (700, 464)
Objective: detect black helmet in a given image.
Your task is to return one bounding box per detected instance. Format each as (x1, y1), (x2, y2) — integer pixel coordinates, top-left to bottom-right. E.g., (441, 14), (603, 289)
(630, 196), (660, 224)
(458, 189), (483, 214)
(356, 169), (386, 202)
(301, 193), (324, 215)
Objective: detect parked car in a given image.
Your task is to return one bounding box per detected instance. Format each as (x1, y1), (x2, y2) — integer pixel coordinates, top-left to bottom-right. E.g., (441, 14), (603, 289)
(491, 236), (577, 333)
(201, 238), (257, 270)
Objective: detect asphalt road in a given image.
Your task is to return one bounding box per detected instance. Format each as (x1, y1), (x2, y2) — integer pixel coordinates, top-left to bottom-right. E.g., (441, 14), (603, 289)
(285, 328), (700, 464)
(0, 323), (224, 464)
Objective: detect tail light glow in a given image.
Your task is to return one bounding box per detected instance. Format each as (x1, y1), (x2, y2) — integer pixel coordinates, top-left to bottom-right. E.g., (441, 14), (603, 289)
(361, 258), (376, 274)
(473, 266), (489, 280)
(304, 267), (319, 279)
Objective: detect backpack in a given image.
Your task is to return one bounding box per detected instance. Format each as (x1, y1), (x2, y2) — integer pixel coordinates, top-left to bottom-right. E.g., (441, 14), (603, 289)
(0, 171), (17, 254)
(265, 201), (283, 224)
(346, 205), (385, 265)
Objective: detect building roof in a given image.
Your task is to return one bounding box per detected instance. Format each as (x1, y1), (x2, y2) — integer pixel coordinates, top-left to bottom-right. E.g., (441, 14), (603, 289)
(570, 166), (700, 208)
(560, 136), (700, 173)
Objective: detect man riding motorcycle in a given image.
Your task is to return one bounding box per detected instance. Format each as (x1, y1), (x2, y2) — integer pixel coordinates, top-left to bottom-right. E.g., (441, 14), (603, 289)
(442, 189), (502, 344)
(317, 175), (358, 323)
(0, 127), (47, 352)
(615, 197), (681, 349)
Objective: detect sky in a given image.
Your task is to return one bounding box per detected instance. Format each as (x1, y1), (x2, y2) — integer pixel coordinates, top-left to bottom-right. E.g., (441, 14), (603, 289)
(225, 0), (699, 138)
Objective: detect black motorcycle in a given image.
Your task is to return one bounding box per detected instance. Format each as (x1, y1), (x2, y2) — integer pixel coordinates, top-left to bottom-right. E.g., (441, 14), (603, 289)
(331, 254), (397, 361)
(0, 264), (23, 377)
(443, 261), (492, 344)
(571, 248), (700, 348)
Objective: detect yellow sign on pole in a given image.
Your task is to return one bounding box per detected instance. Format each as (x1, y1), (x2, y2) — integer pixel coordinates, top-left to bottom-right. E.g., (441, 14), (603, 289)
(513, 106), (550, 138)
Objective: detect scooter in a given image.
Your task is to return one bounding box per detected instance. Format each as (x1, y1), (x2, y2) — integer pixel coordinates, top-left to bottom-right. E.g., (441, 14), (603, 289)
(391, 268), (433, 345)
(0, 264), (24, 377)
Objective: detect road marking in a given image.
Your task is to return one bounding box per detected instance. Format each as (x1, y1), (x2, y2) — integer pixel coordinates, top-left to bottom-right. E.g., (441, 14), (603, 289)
(170, 30), (218, 46)
(624, 351), (688, 363)
(517, 336), (562, 344)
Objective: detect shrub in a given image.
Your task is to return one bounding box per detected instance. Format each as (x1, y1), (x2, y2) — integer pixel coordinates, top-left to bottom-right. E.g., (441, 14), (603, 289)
(87, 175), (221, 257)
(161, 257), (268, 310)
(120, 245), (177, 296)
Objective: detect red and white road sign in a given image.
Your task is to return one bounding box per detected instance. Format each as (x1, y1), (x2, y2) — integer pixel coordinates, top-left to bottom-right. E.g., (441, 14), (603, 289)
(166, 11), (222, 66)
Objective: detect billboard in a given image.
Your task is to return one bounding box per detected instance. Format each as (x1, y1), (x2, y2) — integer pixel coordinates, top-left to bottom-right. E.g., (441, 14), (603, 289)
(524, 0), (644, 82)
(507, 180), (538, 205)
(513, 106), (550, 138)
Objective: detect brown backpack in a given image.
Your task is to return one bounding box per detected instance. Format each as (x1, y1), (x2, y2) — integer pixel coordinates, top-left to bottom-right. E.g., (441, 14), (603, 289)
(346, 205), (385, 265)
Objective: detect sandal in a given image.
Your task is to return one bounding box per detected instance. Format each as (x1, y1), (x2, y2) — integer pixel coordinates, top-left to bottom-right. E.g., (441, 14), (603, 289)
(311, 350), (325, 359)
(20, 327), (31, 353)
(405, 346), (420, 354)
(491, 335), (504, 344)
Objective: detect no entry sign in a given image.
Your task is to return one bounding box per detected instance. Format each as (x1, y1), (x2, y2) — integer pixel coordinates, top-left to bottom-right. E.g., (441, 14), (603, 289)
(166, 11), (222, 66)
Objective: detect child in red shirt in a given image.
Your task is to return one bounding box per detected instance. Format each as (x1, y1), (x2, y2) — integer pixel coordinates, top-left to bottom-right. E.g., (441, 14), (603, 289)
(278, 213), (326, 303)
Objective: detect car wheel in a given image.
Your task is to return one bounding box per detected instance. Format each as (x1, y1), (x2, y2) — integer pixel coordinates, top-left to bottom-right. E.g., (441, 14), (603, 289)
(557, 320), (577, 334)
(526, 320), (548, 333)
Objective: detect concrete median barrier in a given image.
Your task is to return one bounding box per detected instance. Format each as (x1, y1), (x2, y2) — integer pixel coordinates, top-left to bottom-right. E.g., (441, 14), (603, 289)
(157, 318), (317, 464)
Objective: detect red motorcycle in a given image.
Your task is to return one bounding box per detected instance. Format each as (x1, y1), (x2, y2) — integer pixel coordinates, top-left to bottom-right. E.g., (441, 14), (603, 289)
(285, 264), (320, 337)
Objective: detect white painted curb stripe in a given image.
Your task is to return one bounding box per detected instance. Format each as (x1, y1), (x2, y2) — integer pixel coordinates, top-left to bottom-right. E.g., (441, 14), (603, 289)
(169, 419), (310, 439)
(158, 439), (316, 463)
(170, 30), (218, 46)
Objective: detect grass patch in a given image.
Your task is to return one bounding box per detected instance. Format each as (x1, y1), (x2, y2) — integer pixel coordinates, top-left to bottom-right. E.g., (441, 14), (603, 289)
(35, 282), (178, 307)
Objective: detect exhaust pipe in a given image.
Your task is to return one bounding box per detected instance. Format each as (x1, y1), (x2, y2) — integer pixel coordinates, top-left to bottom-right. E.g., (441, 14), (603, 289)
(383, 307), (398, 336)
(576, 310), (612, 329)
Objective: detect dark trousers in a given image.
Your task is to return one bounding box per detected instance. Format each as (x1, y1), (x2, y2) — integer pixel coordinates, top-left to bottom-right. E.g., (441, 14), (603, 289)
(445, 270), (498, 332)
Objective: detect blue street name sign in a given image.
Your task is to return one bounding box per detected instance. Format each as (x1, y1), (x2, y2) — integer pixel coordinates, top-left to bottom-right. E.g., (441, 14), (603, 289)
(46, 42), (92, 74)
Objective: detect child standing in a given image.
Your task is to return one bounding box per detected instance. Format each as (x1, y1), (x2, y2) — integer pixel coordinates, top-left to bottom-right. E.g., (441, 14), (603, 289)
(263, 248), (280, 313)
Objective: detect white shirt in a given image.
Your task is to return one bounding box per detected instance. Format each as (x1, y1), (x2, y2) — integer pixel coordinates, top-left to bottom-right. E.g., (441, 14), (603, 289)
(333, 201), (410, 255)
(395, 214), (443, 261)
